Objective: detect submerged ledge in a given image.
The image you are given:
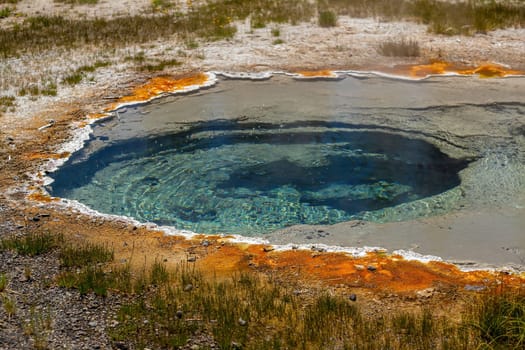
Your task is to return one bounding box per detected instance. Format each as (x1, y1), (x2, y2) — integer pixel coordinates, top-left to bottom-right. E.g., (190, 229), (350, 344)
(24, 63), (525, 282)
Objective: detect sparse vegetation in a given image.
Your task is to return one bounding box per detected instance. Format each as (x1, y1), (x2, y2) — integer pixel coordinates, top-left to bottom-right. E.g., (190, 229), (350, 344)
(59, 242), (114, 268)
(63, 72), (84, 85)
(151, 0), (173, 11)
(2, 295), (16, 319)
(467, 288), (525, 349)
(0, 95), (15, 113)
(0, 0), (522, 58)
(0, 232), (62, 256)
(45, 238), (523, 349)
(0, 273), (7, 292)
(0, 6), (13, 19)
(62, 60), (111, 85)
(40, 82), (58, 96)
(326, 0), (525, 35)
(24, 307), (52, 350)
(379, 38), (420, 57)
(0, 0), (314, 58)
(140, 58), (181, 72)
(318, 9), (338, 27)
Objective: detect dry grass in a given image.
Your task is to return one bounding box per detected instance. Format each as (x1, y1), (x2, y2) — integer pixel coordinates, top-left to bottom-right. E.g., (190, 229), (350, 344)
(0, 0), (523, 59)
(326, 0), (525, 35)
(379, 38), (420, 57)
(53, 0), (99, 5)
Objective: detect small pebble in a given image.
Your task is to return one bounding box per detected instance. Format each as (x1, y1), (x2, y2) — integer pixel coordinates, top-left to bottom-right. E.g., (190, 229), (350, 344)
(88, 321), (98, 327)
(176, 310), (183, 319)
(184, 284), (194, 292)
(187, 256), (197, 262)
(349, 294), (357, 302)
(238, 317), (247, 326)
(367, 265), (377, 271)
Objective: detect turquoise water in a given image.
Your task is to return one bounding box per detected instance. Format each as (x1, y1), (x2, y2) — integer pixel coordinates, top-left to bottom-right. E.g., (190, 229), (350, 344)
(49, 120), (470, 235)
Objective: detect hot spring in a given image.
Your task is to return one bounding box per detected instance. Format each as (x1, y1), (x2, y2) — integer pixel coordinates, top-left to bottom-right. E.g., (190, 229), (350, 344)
(47, 75), (525, 242)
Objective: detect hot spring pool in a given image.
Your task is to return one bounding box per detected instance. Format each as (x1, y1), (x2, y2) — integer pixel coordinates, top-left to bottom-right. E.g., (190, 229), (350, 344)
(47, 76), (525, 241)
(49, 120), (470, 234)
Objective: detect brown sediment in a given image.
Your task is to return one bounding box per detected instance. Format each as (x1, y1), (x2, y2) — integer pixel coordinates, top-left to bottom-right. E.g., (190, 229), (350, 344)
(23, 152), (71, 160)
(105, 72), (210, 111)
(27, 192), (59, 203)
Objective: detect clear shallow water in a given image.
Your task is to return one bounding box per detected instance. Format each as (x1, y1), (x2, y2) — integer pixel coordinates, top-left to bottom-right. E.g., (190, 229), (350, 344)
(50, 120), (470, 235)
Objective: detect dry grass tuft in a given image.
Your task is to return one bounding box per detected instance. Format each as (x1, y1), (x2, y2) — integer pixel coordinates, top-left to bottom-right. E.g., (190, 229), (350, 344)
(379, 38), (420, 57)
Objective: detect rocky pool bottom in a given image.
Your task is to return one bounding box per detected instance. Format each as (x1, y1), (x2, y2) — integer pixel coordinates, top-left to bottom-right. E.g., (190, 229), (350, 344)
(48, 76), (525, 267)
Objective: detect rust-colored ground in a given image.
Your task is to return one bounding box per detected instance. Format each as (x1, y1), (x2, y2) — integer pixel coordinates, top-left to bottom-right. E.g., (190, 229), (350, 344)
(394, 61), (524, 78)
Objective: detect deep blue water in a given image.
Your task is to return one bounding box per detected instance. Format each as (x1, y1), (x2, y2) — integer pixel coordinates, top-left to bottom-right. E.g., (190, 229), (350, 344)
(49, 120), (470, 234)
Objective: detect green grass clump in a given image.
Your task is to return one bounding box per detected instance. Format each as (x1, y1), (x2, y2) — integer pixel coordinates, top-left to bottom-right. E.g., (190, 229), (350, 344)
(63, 72), (84, 85)
(40, 82), (58, 96)
(140, 58), (181, 72)
(57, 243), (122, 297)
(151, 0), (173, 11)
(59, 242), (114, 268)
(58, 266), (107, 296)
(0, 6), (12, 18)
(379, 38), (420, 57)
(318, 9), (337, 27)
(0, 273), (7, 292)
(0, 232), (62, 256)
(467, 289), (525, 349)
(76, 60), (110, 72)
(62, 61), (110, 85)
(0, 95), (15, 113)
